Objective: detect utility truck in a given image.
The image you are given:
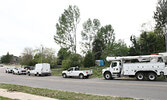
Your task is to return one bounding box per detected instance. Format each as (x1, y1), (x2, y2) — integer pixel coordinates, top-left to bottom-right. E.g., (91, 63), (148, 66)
(28, 63), (51, 76)
(102, 53), (167, 81)
(62, 67), (93, 79)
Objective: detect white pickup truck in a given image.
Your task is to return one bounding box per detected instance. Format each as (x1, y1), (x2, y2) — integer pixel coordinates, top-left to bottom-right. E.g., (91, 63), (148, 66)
(62, 67), (93, 79)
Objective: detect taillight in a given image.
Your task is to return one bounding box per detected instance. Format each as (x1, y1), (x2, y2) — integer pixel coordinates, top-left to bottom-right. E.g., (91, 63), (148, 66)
(86, 71), (88, 74)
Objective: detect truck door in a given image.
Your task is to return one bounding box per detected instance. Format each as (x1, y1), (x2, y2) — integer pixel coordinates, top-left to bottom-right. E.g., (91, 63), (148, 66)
(67, 68), (73, 76)
(110, 61), (121, 74)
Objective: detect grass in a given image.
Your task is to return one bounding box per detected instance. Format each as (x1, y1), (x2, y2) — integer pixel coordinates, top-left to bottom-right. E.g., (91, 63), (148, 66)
(0, 84), (143, 100)
(0, 96), (18, 100)
(51, 66), (107, 78)
(4, 64), (21, 68)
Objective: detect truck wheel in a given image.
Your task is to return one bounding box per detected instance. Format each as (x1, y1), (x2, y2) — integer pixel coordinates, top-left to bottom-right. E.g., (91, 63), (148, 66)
(62, 73), (67, 78)
(136, 72), (144, 80)
(148, 73), (156, 81)
(104, 72), (112, 80)
(79, 74), (84, 79)
(37, 73), (40, 77)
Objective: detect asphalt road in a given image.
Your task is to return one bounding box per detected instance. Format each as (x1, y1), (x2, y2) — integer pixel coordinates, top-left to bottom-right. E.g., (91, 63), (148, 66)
(0, 66), (167, 100)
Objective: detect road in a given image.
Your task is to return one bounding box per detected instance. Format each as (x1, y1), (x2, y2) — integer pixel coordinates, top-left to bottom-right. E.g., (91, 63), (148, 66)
(0, 66), (167, 100)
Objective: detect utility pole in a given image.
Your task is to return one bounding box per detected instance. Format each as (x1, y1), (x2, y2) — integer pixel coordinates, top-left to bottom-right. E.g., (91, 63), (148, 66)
(163, 23), (167, 52)
(41, 46), (43, 63)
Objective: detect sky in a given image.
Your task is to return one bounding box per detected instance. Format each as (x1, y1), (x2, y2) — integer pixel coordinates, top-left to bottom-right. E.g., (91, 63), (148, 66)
(0, 0), (157, 57)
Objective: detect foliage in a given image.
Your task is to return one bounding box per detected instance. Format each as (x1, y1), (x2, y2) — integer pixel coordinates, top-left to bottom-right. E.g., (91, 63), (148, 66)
(97, 25), (115, 47)
(62, 53), (82, 69)
(57, 48), (71, 65)
(154, 0), (167, 35)
(102, 40), (129, 59)
(62, 60), (71, 70)
(129, 31), (165, 55)
(54, 5), (80, 53)
(94, 25), (115, 59)
(33, 47), (57, 68)
(1, 52), (13, 64)
(20, 48), (34, 66)
(83, 51), (94, 67)
(92, 38), (104, 60)
(81, 18), (101, 53)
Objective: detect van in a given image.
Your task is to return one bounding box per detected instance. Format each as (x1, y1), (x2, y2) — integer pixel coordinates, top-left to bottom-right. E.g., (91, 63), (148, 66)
(28, 63), (51, 76)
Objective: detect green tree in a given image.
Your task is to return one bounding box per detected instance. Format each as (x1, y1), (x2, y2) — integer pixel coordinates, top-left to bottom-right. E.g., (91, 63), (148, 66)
(128, 35), (141, 56)
(97, 25), (115, 48)
(54, 5), (80, 53)
(92, 38), (104, 60)
(96, 25), (115, 59)
(57, 48), (71, 65)
(33, 47), (57, 67)
(1, 52), (13, 64)
(154, 0), (167, 35)
(129, 31), (165, 56)
(83, 51), (94, 67)
(81, 18), (101, 53)
(20, 48), (34, 66)
(62, 53), (82, 69)
(102, 40), (129, 59)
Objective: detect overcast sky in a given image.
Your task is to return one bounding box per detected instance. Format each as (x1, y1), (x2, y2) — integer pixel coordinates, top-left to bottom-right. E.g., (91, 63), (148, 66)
(0, 0), (157, 57)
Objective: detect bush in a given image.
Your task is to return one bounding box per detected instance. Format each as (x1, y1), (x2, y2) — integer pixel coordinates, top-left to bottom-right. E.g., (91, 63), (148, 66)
(62, 53), (83, 70)
(62, 60), (71, 70)
(83, 52), (94, 67)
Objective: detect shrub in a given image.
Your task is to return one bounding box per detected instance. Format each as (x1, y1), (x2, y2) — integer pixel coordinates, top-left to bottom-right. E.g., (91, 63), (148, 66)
(83, 52), (94, 67)
(62, 53), (83, 69)
(62, 60), (71, 70)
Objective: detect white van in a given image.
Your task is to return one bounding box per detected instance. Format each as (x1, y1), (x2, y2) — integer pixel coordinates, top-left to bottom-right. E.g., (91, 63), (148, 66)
(28, 63), (51, 76)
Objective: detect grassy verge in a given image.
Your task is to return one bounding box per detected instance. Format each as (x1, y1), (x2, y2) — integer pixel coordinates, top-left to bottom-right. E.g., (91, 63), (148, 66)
(51, 66), (107, 78)
(0, 84), (143, 100)
(0, 96), (18, 100)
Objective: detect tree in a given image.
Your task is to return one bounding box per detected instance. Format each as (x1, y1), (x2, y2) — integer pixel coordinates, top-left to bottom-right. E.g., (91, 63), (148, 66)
(62, 53), (82, 69)
(1, 52), (13, 64)
(154, 0), (167, 35)
(128, 31), (165, 56)
(97, 25), (115, 48)
(20, 48), (34, 66)
(92, 38), (104, 60)
(96, 25), (115, 59)
(54, 5), (80, 53)
(102, 40), (129, 59)
(33, 47), (57, 67)
(57, 48), (71, 65)
(81, 18), (101, 53)
(83, 51), (94, 67)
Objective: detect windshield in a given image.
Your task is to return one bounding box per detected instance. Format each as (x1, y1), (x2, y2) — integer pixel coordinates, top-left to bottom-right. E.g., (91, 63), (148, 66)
(111, 62), (117, 67)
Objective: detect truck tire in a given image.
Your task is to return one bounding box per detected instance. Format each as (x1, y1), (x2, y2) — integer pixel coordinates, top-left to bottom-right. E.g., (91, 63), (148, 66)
(62, 73), (67, 78)
(148, 72), (157, 81)
(104, 72), (112, 80)
(37, 73), (40, 77)
(136, 72), (144, 80)
(79, 74), (84, 79)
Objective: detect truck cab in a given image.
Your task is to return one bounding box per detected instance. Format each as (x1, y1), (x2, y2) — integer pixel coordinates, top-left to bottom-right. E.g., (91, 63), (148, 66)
(102, 61), (122, 80)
